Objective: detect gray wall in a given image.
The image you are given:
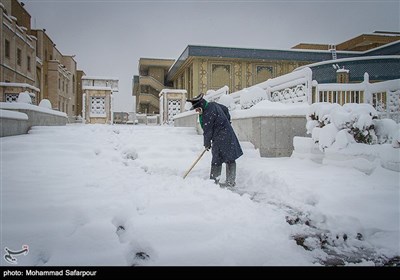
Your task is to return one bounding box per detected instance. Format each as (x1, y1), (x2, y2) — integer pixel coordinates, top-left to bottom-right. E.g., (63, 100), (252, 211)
(13, 109), (68, 127)
(174, 112), (307, 157)
(1, 109), (67, 137)
(232, 116), (307, 157)
(174, 113), (203, 134)
(1, 117), (30, 137)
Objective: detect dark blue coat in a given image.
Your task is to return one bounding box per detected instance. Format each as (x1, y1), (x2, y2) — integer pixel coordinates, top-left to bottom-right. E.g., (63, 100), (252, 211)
(200, 100), (243, 166)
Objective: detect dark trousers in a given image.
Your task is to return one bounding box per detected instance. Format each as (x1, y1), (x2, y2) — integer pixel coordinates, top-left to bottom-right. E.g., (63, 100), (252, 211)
(210, 160), (236, 187)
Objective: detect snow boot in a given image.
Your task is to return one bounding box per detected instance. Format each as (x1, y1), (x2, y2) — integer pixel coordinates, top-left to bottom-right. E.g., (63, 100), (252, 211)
(225, 161), (236, 187)
(210, 164), (222, 185)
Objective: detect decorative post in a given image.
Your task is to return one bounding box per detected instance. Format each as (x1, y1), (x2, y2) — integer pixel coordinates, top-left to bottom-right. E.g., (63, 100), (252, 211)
(363, 72), (371, 104)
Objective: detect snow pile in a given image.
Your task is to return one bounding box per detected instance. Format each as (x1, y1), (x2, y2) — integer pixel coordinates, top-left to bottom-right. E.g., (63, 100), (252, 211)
(1, 125), (398, 266)
(302, 102), (400, 173)
(231, 100), (309, 119)
(0, 109), (28, 120)
(39, 99), (52, 109)
(240, 87), (268, 109)
(217, 94), (236, 110)
(17, 91), (32, 104)
(306, 102), (399, 151)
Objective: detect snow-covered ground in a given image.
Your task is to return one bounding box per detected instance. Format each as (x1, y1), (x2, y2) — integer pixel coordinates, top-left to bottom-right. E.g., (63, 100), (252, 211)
(1, 124), (399, 266)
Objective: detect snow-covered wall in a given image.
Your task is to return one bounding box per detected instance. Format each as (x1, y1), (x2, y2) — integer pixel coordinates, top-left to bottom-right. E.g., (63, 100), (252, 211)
(0, 109), (29, 137)
(0, 103), (68, 137)
(232, 116), (307, 157)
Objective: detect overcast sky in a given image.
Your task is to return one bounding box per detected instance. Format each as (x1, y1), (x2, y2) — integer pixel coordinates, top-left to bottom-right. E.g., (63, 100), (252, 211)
(23, 0), (400, 112)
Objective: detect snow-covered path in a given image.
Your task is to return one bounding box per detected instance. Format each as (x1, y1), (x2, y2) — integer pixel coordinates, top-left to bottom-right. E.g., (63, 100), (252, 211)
(1, 124), (398, 266)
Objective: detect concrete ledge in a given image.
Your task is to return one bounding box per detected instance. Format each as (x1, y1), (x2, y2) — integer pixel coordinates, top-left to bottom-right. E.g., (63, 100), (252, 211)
(232, 116), (307, 157)
(1, 111), (30, 137)
(174, 111), (203, 134)
(10, 108), (67, 127)
(0, 103), (68, 137)
(174, 111), (307, 157)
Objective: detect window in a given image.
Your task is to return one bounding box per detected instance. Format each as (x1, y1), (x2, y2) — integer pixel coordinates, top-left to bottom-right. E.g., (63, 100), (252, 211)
(45, 75), (48, 86)
(256, 66), (273, 84)
(5, 39), (10, 58)
(58, 78), (60, 89)
(17, 48), (22, 66)
(72, 105), (75, 112)
(211, 64), (230, 88)
(90, 97), (106, 117)
(5, 93), (18, 102)
(27, 56), (31, 71)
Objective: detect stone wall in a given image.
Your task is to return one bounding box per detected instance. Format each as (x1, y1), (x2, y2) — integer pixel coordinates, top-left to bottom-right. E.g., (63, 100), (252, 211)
(231, 116), (307, 157)
(173, 111), (203, 134)
(173, 111), (307, 157)
(0, 111), (29, 137)
(0, 105), (67, 137)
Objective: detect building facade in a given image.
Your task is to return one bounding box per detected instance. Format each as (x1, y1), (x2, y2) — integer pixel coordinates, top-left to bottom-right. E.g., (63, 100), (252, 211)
(133, 58), (174, 114)
(76, 69), (86, 117)
(133, 32), (400, 113)
(1, 0), (83, 119)
(0, 0), (38, 103)
(82, 76), (118, 124)
(30, 28), (77, 117)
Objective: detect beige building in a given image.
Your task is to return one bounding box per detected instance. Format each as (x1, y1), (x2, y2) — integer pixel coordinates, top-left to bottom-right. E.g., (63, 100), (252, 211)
(76, 69), (86, 117)
(82, 76), (118, 124)
(133, 58), (174, 114)
(0, 0), (38, 103)
(134, 32), (400, 113)
(1, 0), (82, 119)
(30, 28), (77, 117)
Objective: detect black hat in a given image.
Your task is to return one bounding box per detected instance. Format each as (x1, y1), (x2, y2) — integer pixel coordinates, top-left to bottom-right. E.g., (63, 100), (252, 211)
(186, 93), (204, 110)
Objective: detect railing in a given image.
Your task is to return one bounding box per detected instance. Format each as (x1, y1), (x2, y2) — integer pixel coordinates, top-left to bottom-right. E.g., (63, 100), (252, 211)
(140, 76), (170, 92)
(313, 73), (400, 122)
(138, 93), (159, 109)
(204, 85), (229, 102)
(229, 67), (313, 108)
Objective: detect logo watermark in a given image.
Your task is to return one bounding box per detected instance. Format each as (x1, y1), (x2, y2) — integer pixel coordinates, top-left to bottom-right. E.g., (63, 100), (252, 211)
(3, 245), (29, 265)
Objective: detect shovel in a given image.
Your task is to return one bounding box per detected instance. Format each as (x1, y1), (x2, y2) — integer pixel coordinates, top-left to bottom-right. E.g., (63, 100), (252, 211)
(183, 148), (208, 179)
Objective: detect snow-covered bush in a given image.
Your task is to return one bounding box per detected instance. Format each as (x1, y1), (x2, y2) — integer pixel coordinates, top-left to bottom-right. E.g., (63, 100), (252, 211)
(217, 94), (235, 110)
(240, 86), (268, 109)
(372, 118), (398, 144)
(392, 128), (400, 148)
(306, 103), (341, 134)
(39, 99), (52, 109)
(17, 91), (32, 104)
(307, 102), (398, 151)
